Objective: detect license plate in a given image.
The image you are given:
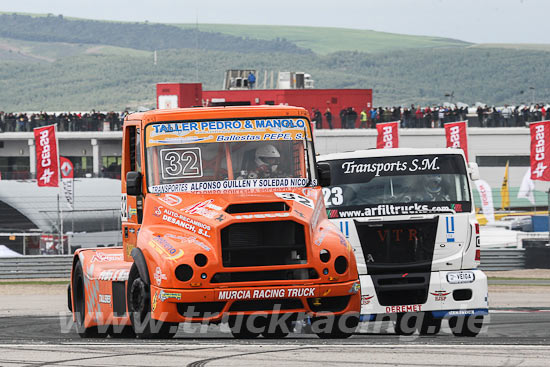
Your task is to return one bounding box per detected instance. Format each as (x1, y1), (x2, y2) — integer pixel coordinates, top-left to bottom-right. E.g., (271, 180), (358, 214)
(446, 271), (475, 284)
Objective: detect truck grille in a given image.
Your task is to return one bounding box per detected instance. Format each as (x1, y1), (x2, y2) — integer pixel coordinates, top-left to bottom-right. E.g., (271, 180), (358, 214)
(220, 221), (307, 267)
(225, 202), (289, 214)
(354, 218), (438, 275)
(211, 268), (318, 283)
(371, 272), (431, 306)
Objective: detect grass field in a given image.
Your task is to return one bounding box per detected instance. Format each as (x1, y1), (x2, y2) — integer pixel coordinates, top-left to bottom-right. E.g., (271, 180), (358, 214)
(174, 23), (471, 54)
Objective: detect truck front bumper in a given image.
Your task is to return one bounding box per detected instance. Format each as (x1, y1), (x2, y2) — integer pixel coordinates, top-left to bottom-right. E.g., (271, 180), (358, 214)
(150, 280), (361, 323)
(359, 269), (489, 319)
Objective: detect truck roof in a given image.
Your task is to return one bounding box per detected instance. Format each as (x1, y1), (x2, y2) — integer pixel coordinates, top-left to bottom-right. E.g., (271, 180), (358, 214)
(126, 105), (310, 124)
(318, 147), (467, 161)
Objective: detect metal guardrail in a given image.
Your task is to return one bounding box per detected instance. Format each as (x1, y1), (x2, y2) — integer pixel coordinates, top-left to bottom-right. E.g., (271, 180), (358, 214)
(0, 255), (72, 279)
(480, 248), (526, 271)
(0, 249), (528, 279)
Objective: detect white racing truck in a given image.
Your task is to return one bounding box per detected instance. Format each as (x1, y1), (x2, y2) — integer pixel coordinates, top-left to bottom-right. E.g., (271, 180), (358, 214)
(318, 148), (488, 336)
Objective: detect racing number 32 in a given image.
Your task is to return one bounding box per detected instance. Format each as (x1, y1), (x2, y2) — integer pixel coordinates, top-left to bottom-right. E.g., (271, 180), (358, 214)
(160, 148), (203, 179)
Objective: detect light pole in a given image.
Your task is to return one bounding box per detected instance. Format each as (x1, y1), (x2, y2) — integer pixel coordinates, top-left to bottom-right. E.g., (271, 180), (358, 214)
(444, 91), (454, 104)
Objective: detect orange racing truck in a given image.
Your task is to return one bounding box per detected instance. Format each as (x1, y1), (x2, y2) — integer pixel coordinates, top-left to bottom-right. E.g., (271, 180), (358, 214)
(68, 106), (360, 339)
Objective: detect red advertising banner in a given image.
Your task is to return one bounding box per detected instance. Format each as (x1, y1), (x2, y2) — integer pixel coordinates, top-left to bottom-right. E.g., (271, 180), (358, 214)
(376, 121), (399, 149)
(530, 120), (550, 181)
(60, 157), (74, 179)
(34, 125), (59, 187)
(444, 121), (469, 161)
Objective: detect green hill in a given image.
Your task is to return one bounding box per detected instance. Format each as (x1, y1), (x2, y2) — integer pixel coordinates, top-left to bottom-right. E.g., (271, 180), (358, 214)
(2, 46), (550, 111)
(175, 23), (471, 55)
(0, 13), (311, 54)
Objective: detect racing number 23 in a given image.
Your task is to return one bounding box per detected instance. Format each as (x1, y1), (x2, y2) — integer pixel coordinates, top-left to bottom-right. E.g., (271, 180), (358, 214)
(322, 187), (343, 206)
(160, 148), (203, 179)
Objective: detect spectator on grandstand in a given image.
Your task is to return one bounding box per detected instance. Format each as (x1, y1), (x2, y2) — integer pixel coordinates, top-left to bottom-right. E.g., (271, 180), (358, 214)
(360, 109), (368, 128)
(513, 106), (521, 127)
(424, 106), (433, 128)
(382, 108), (392, 123)
(401, 107), (410, 128)
(313, 108), (322, 129)
(535, 104), (543, 121)
(347, 107), (358, 129)
(490, 107), (501, 127)
(247, 72), (256, 89)
(476, 106), (485, 127)
(392, 106), (401, 123)
(324, 108), (333, 130)
(501, 104), (513, 127)
(339, 108), (347, 128)
(415, 107), (423, 127)
(370, 107), (378, 128)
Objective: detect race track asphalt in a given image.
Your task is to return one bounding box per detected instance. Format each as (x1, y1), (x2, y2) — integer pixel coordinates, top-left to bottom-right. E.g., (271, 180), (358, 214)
(0, 310), (549, 366)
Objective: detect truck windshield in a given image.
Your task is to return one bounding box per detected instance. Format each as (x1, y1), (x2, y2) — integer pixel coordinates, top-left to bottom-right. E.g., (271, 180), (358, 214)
(144, 118), (315, 193)
(323, 154), (472, 217)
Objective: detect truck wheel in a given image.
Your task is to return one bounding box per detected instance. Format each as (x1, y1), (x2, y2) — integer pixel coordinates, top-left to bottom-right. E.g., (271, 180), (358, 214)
(393, 313), (418, 336)
(127, 264), (177, 339)
(418, 313), (441, 335)
(313, 314), (358, 339)
(229, 315), (261, 339)
(72, 261), (108, 338)
(449, 315), (483, 337)
(108, 325), (136, 338)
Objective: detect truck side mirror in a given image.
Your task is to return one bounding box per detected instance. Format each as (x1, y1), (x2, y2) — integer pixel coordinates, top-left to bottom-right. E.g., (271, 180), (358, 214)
(317, 162), (332, 187)
(468, 162), (480, 181)
(126, 171), (142, 196)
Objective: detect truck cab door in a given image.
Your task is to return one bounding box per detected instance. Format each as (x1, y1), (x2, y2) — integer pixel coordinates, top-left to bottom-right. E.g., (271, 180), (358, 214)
(122, 123), (144, 261)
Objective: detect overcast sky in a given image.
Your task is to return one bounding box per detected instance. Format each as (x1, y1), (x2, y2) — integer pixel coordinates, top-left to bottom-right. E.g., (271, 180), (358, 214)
(2, 0), (548, 44)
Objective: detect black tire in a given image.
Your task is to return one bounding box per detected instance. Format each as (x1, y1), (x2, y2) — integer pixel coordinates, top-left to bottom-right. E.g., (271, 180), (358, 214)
(449, 315), (483, 337)
(394, 313), (419, 336)
(127, 263), (178, 339)
(229, 315), (261, 339)
(72, 261), (108, 338)
(418, 313), (441, 335)
(313, 314), (359, 339)
(109, 325), (136, 338)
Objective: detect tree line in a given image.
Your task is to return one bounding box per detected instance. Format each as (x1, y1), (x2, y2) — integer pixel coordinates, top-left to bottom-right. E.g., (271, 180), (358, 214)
(0, 13), (311, 54)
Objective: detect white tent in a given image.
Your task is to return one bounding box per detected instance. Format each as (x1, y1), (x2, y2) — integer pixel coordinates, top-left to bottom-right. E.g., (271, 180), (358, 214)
(0, 245), (22, 257)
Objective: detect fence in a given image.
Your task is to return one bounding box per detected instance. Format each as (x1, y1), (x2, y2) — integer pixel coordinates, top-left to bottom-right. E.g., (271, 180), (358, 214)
(479, 248), (526, 271)
(0, 255), (72, 279)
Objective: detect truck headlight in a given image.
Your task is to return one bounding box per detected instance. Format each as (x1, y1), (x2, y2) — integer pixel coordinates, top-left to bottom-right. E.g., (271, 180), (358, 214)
(175, 264), (193, 282)
(334, 256), (348, 274)
(320, 249), (331, 263)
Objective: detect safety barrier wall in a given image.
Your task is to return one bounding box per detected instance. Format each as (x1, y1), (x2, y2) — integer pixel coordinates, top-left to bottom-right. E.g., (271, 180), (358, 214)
(0, 255), (72, 279)
(479, 248), (526, 271)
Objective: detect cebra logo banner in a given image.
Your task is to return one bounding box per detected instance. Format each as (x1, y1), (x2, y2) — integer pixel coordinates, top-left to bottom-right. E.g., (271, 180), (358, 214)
(474, 179), (495, 223)
(445, 121), (469, 161)
(146, 118), (311, 146)
(376, 121), (399, 149)
(34, 124), (59, 187)
(530, 120), (550, 181)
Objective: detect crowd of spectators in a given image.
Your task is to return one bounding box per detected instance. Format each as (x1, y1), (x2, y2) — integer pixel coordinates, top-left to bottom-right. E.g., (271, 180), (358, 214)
(2, 104), (550, 132)
(0, 111), (126, 132)
(313, 104), (550, 129)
